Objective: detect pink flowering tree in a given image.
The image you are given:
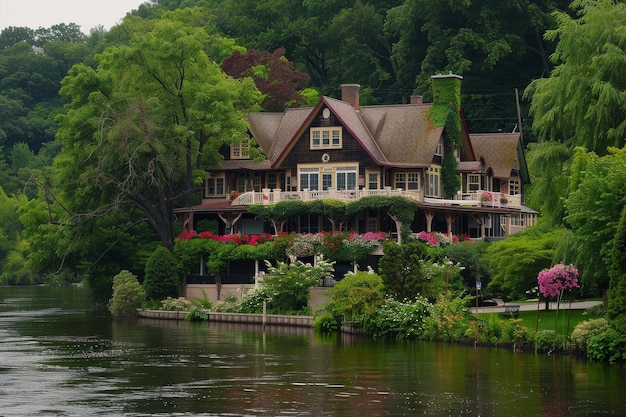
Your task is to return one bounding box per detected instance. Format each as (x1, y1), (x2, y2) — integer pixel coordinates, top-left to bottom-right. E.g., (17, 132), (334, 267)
(537, 263), (580, 299)
(537, 263), (580, 350)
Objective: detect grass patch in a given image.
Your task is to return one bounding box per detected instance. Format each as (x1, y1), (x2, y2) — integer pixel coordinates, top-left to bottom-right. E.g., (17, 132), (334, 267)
(478, 309), (604, 337)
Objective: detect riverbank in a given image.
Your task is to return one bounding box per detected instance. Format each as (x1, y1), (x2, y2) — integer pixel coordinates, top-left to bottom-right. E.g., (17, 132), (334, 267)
(138, 309), (314, 327)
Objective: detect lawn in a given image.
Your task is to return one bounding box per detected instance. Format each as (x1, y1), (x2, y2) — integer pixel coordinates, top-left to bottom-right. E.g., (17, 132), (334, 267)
(479, 308), (604, 336)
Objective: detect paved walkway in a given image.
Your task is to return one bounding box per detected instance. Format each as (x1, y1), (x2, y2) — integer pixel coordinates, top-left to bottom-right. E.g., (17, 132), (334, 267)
(470, 300), (602, 314)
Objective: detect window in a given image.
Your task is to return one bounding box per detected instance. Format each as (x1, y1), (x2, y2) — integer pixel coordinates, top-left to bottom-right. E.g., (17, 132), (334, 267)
(300, 168), (319, 191)
(267, 173), (277, 190)
(310, 127), (342, 149)
(468, 174), (480, 192)
(425, 167), (440, 197)
(205, 176), (225, 197)
(394, 172), (420, 192)
(367, 172), (379, 190)
(509, 179), (520, 195)
(435, 138), (443, 156)
(336, 166), (357, 190)
(511, 214), (525, 227)
(230, 140), (249, 159)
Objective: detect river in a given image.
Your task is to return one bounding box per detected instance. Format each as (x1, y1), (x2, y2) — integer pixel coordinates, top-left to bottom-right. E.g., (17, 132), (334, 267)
(0, 286), (624, 416)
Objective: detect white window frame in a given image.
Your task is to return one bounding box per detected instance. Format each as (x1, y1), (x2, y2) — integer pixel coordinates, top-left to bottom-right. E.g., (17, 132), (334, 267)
(394, 172), (419, 191)
(468, 174), (480, 192)
(435, 137), (443, 156)
(367, 171), (379, 190)
(310, 127), (342, 150)
(425, 166), (440, 197)
(230, 140), (249, 159)
(509, 179), (520, 195)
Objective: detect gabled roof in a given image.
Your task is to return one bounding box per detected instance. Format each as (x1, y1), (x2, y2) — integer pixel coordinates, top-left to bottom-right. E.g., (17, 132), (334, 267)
(469, 133), (521, 179)
(359, 104), (443, 167)
(246, 97), (445, 168)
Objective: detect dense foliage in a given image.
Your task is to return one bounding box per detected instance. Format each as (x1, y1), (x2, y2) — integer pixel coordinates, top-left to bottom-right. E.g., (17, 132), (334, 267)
(108, 270), (145, 316)
(143, 246), (181, 302)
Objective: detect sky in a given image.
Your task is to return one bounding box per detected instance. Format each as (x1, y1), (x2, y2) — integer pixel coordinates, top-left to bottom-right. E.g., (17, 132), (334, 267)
(0, 0), (147, 34)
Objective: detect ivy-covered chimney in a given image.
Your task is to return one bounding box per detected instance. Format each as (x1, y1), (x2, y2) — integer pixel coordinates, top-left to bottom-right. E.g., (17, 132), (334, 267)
(430, 72), (463, 114)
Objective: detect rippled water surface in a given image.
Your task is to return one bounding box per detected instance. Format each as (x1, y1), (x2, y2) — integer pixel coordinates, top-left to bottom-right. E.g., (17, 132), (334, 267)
(0, 286), (624, 416)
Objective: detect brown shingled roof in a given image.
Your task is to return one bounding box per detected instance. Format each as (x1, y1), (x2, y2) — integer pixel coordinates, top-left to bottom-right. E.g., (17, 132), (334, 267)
(246, 97), (446, 168)
(359, 104), (442, 167)
(469, 133), (520, 179)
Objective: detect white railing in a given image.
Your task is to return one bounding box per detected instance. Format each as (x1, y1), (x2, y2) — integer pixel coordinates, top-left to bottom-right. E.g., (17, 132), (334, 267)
(229, 188), (520, 208)
(231, 187), (422, 206)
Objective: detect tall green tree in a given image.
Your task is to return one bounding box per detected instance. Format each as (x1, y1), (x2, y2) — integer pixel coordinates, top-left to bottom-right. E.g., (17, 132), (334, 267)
(607, 205), (626, 333)
(564, 147), (626, 295)
(54, 9), (262, 251)
(526, 0), (626, 154)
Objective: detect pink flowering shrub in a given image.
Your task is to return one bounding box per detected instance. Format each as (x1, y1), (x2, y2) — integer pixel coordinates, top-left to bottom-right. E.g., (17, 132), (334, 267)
(177, 230), (273, 245)
(416, 231), (460, 246)
(537, 263), (580, 298)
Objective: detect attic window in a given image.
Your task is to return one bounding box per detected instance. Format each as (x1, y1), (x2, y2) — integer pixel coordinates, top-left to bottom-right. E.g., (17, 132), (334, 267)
(310, 127), (342, 150)
(230, 140), (250, 159)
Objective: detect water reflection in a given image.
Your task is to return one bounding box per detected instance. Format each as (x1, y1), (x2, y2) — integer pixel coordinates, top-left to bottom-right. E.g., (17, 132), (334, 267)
(0, 286), (624, 416)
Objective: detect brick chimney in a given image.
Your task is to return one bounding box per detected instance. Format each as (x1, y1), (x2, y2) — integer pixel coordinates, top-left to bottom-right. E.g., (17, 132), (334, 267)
(341, 84), (360, 110)
(430, 73), (463, 110)
(410, 95), (423, 105)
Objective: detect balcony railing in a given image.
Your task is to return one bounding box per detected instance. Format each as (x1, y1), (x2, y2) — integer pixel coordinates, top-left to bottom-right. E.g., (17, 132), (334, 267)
(231, 187), (422, 206)
(424, 191), (521, 208)
(229, 188), (521, 209)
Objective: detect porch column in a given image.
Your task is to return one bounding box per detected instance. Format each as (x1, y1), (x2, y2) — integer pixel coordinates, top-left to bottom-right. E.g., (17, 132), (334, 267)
(218, 212), (243, 235)
(273, 188), (282, 203)
(262, 188), (271, 205)
(424, 210), (434, 233)
(480, 215), (486, 241)
(445, 213), (457, 237)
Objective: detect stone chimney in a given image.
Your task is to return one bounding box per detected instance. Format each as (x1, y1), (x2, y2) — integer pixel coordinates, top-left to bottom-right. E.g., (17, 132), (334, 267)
(430, 73), (463, 110)
(341, 84), (360, 110)
(410, 95), (423, 105)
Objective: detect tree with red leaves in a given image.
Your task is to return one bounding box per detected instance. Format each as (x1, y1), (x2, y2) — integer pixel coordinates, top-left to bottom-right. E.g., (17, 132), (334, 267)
(221, 48), (309, 111)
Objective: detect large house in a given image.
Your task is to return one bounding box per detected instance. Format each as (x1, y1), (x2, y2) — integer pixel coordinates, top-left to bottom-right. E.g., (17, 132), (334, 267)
(176, 73), (537, 242)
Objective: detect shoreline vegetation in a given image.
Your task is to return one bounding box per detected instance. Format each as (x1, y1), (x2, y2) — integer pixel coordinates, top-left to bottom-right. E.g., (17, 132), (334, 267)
(136, 294), (614, 361)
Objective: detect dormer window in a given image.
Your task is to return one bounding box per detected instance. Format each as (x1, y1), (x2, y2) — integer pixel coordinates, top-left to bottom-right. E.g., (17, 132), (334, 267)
(230, 140), (249, 159)
(435, 137), (443, 156)
(310, 127), (342, 150)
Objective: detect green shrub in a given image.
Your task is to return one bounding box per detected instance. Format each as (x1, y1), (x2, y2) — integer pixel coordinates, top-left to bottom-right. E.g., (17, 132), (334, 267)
(475, 316), (533, 348)
(534, 330), (567, 353)
(324, 270), (385, 325)
(423, 297), (473, 342)
(362, 297), (432, 338)
(570, 318), (610, 353)
(313, 313), (338, 333)
(583, 303), (607, 317)
(586, 328), (626, 362)
(108, 270), (145, 316)
(185, 306), (210, 321)
(144, 246), (181, 302)
(262, 259), (334, 314)
(160, 296), (193, 311)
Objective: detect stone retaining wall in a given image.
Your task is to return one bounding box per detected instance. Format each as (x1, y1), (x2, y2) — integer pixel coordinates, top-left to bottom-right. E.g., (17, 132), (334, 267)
(138, 310), (314, 327)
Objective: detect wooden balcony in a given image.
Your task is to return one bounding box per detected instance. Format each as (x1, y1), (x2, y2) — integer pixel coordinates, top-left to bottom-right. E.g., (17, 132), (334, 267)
(230, 187), (422, 206)
(424, 191), (522, 208)
(228, 188), (521, 209)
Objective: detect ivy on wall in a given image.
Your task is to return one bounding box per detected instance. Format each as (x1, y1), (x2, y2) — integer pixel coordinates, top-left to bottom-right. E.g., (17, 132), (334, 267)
(427, 76), (462, 199)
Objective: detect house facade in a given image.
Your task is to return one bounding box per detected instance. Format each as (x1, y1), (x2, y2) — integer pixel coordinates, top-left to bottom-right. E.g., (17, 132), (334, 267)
(176, 73), (537, 242)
